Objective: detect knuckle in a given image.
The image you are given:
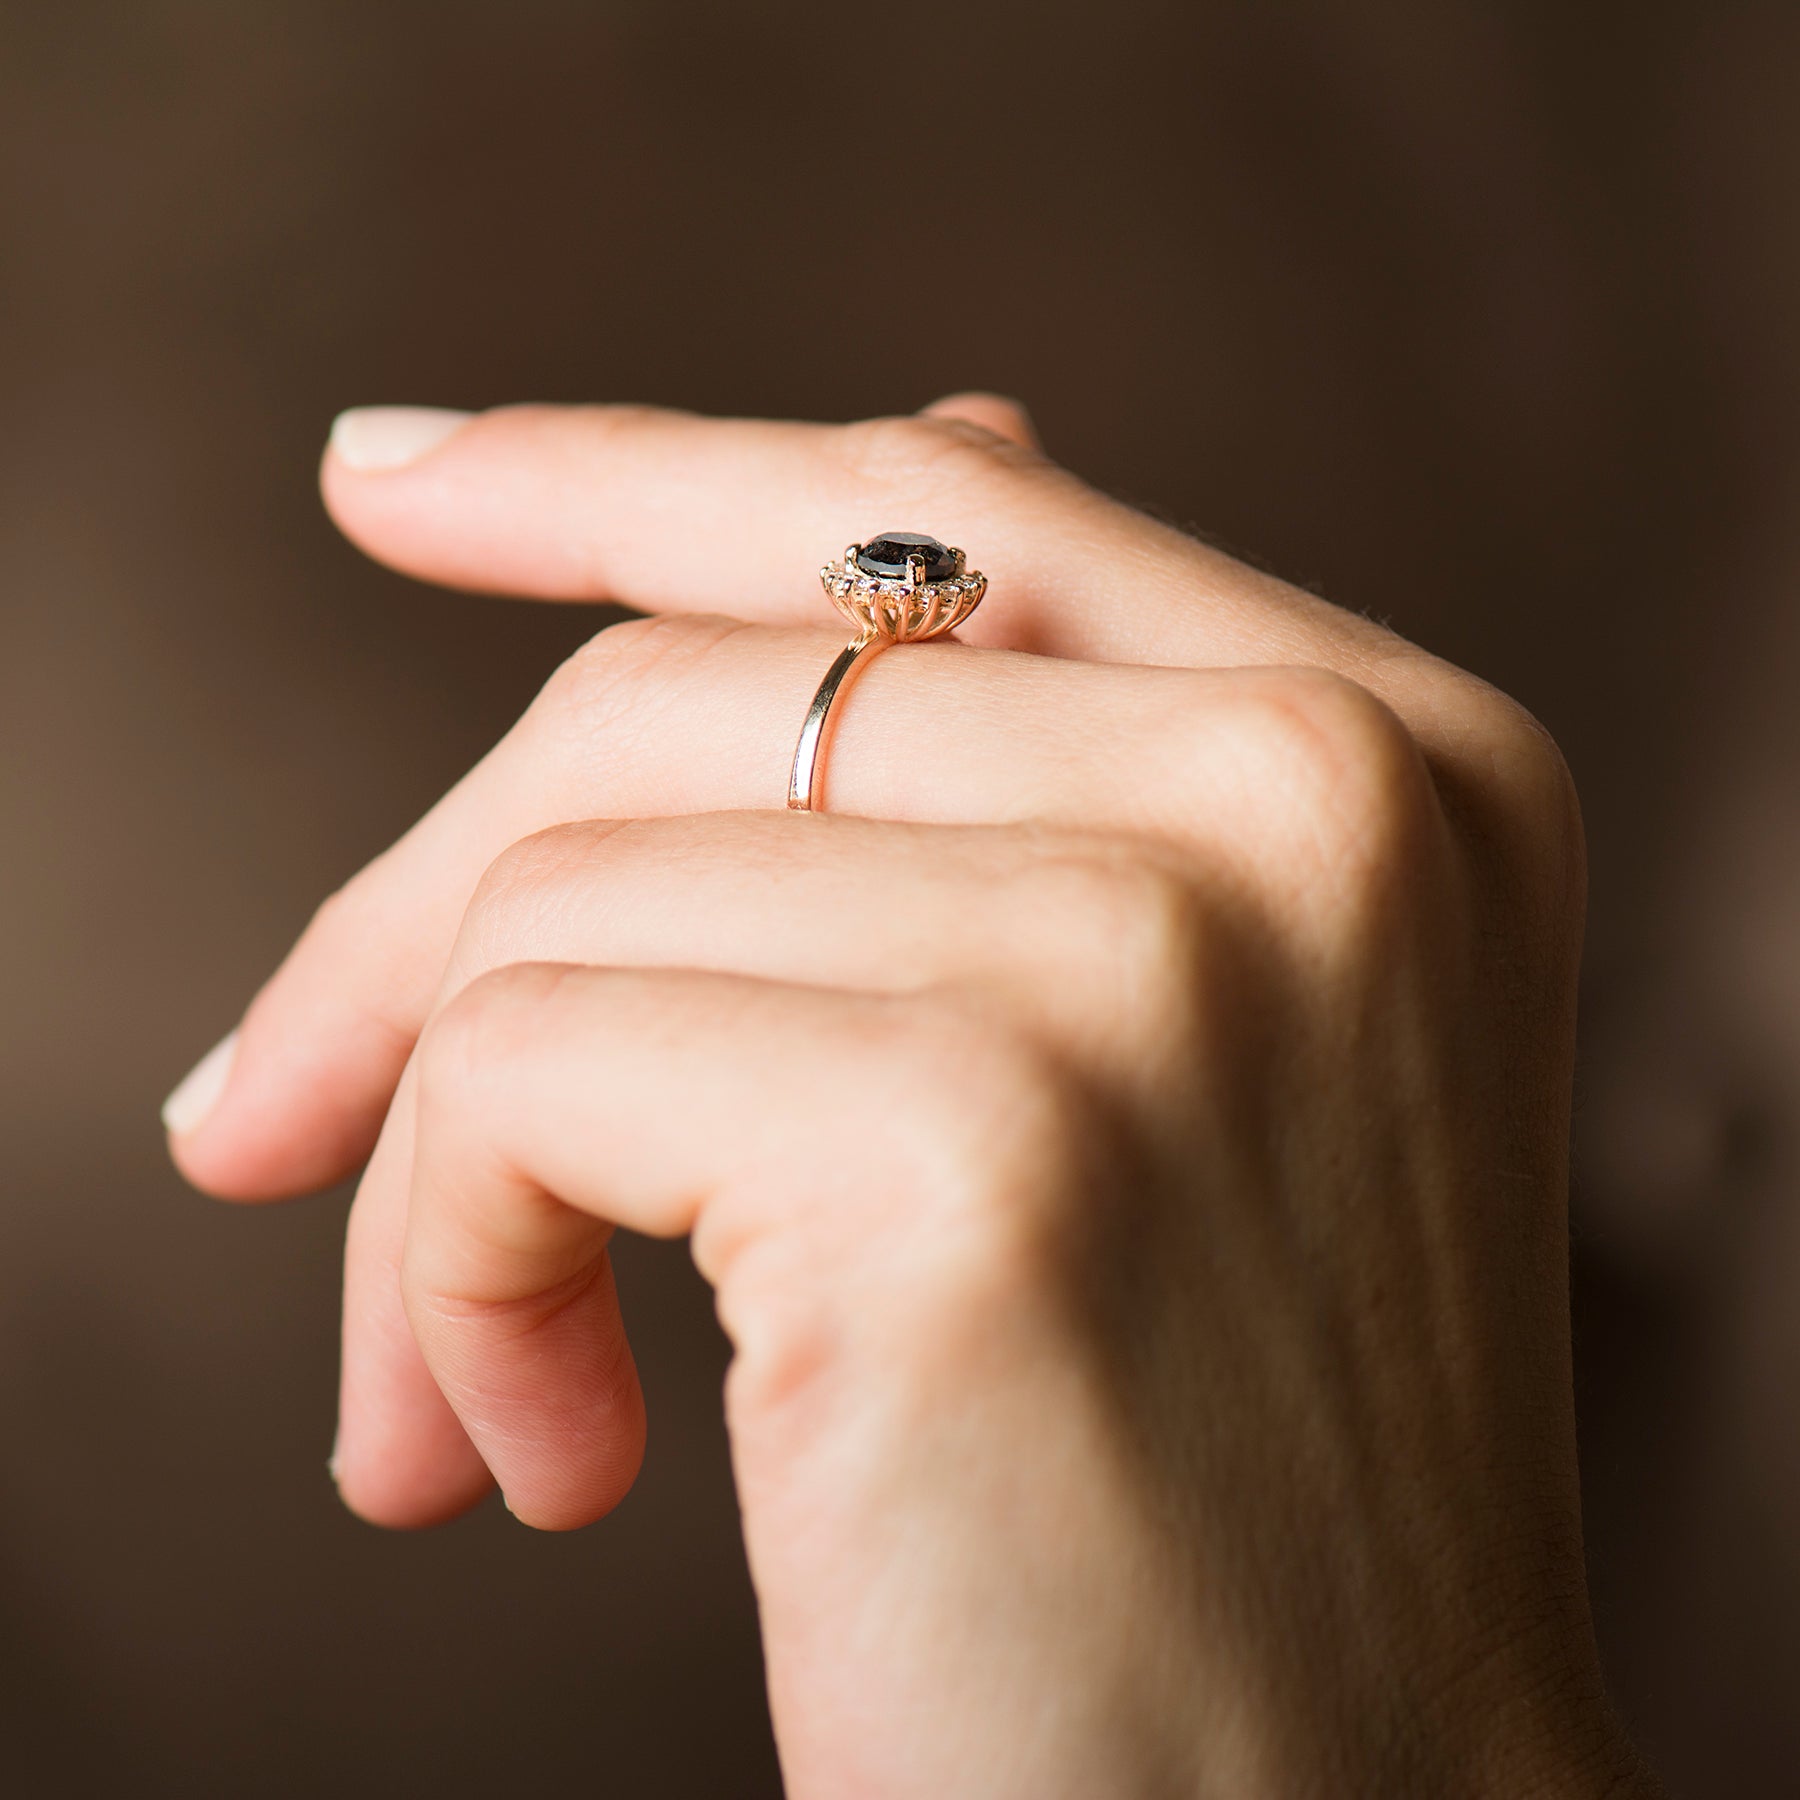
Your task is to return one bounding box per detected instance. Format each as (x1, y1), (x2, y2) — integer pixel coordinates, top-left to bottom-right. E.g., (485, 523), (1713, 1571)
(935, 390), (1039, 446)
(452, 821), (633, 986)
(719, 999), (1099, 1417)
(1446, 677), (1586, 877)
(417, 962), (566, 1112)
(474, 821), (581, 896)
(1372, 661), (1587, 929)
(535, 612), (752, 753)
(1037, 850), (1204, 974)
(835, 411), (1050, 506)
(890, 1000), (1093, 1303)
(1017, 849), (1211, 1047)
(472, 821), (606, 909)
(1232, 668), (1439, 905)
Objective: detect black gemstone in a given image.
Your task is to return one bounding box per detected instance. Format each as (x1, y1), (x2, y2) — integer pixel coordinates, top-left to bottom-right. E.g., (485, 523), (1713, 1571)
(854, 532), (958, 582)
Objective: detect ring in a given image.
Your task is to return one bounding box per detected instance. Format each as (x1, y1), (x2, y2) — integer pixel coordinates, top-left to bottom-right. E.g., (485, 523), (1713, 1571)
(787, 532), (988, 811)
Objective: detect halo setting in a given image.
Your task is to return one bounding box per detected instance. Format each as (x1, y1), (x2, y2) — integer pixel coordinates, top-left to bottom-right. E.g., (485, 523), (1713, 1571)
(821, 532), (987, 643)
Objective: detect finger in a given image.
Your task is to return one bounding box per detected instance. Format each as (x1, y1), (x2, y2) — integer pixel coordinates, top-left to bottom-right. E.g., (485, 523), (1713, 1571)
(373, 1027), (645, 1533)
(331, 1064), (499, 1528)
(167, 724), (534, 1200)
(438, 813), (1193, 1073)
(402, 962), (1053, 1530)
(320, 400), (1399, 671)
(170, 623), (1442, 1203)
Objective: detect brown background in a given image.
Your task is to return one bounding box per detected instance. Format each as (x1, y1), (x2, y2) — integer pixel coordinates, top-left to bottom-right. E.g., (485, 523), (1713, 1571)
(4, 3), (1797, 1794)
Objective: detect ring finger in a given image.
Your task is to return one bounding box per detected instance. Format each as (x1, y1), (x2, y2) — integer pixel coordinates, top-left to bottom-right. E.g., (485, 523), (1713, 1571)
(173, 621), (1428, 1203)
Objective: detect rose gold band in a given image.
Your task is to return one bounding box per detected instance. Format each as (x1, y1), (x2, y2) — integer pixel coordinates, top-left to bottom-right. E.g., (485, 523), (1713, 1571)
(787, 631), (887, 813)
(788, 536), (986, 814)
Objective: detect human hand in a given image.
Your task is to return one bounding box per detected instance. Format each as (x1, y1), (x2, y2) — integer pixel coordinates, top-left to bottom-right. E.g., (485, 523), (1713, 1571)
(165, 398), (1651, 1796)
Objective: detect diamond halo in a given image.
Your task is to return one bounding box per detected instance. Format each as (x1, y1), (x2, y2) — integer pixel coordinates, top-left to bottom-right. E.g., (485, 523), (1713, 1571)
(821, 533), (987, 643)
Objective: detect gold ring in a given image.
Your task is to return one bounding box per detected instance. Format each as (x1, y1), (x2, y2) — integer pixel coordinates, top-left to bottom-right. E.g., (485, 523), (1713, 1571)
(787, 532), (988, 812)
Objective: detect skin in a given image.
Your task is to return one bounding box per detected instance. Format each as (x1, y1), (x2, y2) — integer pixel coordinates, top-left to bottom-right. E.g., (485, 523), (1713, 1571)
(165, 395), (1658, 1797)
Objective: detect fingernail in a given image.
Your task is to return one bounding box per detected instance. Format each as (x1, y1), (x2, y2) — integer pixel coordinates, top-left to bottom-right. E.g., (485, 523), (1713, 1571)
(161, 1029), (239, 1137)
(327, 1431), (341, 1486)
(329, 405), (473, 472)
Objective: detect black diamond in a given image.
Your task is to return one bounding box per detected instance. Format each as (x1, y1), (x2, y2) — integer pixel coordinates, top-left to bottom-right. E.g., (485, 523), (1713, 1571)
(854, 532), (958, 582)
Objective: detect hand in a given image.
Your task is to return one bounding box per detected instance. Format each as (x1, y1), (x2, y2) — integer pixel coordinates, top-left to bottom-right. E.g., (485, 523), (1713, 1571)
(165, 398), (1651, 1796)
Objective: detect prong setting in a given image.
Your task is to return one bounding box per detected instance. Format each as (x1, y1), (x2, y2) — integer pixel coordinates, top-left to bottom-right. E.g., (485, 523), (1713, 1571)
(819, 530), (986, 644)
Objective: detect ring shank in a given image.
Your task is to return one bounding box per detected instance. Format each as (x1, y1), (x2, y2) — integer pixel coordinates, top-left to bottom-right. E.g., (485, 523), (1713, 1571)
(788, 632), (888, 812)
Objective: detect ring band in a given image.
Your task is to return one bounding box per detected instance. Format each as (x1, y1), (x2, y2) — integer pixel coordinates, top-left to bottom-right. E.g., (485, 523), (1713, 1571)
(787, 532), (988, 812)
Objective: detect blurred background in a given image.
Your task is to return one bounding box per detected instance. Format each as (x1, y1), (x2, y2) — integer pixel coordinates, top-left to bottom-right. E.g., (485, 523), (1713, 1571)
(4, 2), (1797, 1793)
